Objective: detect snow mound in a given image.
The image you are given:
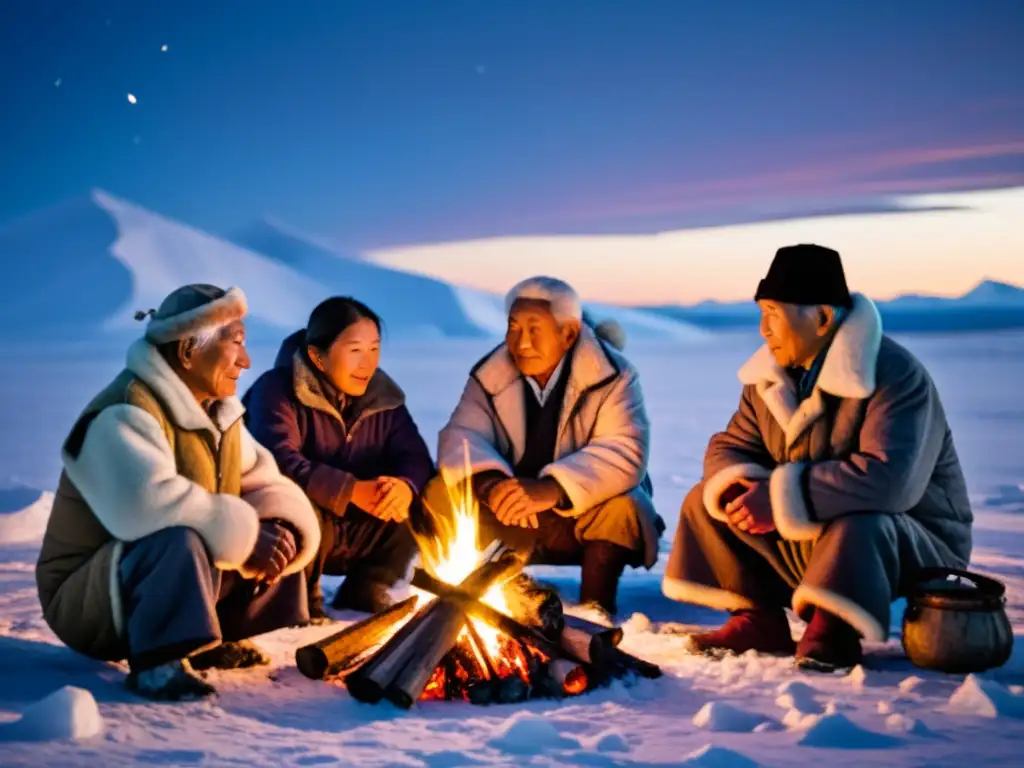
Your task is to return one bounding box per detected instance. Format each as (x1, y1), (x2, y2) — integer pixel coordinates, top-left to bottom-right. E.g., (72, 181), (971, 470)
(565, 603), (615, 627)
(0, 489), (52, 544)
(0, 686), (104, 742)
(487, 713), (581, 754)
(796, 712), (902, 749)
(946, 674), (1024, 718)
(692, 701), (770, 733)
(782, 709), (817, 730)
(824, 698), (856, 713)
(898, 675), (926, 694)
(776, 681), (823, 714)
(682, 744), (761, 767)
(590, 730), (630, 753)
(884, 714), (937, 737)
(621, 612), (652, 636)
(847, 665), (869, 689)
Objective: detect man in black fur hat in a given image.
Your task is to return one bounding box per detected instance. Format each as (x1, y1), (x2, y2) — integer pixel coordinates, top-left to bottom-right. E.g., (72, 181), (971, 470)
(663, 245), (973, 671)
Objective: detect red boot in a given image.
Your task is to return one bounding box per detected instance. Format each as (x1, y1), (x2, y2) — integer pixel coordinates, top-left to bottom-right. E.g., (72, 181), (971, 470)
(796, 608), (863, 672)
(687, 609), (796, 656)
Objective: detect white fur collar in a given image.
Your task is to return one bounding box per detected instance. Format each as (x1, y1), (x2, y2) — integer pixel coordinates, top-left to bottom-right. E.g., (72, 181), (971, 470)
(473, 323), (618, 397)
(737, 293), (883, 399)
(126, 338), (245, 435)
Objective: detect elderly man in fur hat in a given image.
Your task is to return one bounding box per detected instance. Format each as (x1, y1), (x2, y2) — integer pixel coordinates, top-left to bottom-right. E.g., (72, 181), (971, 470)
(424, 276), (664, 617)
(36, 284), (321, 701)
(663, 245), (973, 671)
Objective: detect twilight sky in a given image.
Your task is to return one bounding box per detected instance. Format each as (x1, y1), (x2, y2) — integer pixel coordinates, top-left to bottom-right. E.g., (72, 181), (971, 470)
(2, 1), (1023, 302)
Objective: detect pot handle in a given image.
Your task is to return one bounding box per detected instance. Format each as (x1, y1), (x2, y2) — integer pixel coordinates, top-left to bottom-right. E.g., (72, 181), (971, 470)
(913, 567), (1006, 598)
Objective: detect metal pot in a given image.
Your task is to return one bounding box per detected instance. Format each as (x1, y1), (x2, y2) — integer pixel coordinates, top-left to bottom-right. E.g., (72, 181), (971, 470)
(902, 567), (1014, 674)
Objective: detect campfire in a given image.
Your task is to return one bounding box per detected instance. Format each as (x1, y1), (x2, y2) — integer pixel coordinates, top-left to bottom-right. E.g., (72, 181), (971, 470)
(295, 465), (661, 708)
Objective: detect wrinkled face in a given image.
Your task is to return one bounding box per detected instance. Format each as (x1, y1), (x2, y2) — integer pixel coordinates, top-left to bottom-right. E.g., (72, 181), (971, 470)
(757, 300), (830, 368)
(178, 319), (250, 400)
(310, 317), (381, 397)
(506, 299), (579, 379)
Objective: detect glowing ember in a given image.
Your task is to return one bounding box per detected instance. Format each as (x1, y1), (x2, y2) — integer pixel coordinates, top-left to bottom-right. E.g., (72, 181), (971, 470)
(563, 666), (588, 696)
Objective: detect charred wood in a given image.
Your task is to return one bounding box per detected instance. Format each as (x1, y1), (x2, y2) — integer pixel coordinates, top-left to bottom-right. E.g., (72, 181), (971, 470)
(294, 596), (418, 680)
(410, 568), (573, 662)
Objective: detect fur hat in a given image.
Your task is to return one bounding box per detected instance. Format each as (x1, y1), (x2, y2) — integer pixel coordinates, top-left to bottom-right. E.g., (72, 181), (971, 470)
(136, 284), (248, 344)
(754, 244), (853, 309)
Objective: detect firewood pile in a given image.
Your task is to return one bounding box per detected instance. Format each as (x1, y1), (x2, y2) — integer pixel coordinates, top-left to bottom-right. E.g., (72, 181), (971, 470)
(295, 542), (661, 708)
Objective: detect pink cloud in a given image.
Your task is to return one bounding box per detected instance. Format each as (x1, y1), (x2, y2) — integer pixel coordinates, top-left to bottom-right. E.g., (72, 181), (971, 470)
(545, 139), (1024, 223)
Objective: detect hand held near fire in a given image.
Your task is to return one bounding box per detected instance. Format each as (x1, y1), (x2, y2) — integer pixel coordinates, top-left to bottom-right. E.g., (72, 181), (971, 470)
(243, 521), (298, 584)
(724, 478), (775, 535)
(487, 478), (559, 527)
(351, 478), (383, 514)
(373, 477), (413, 522)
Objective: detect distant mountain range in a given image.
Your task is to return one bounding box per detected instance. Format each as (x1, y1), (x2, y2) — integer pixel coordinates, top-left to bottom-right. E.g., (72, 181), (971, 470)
(644, 280), (1024, 333)
(0, 190), (705, 344)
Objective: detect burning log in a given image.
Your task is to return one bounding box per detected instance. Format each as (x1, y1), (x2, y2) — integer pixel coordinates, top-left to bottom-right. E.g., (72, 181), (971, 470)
(344, 598), (443, 703)
(558, 615), (623, 666)
(385, 599), (467, 708)
(563, 613), (624, 647)
(504, 575), (564, 639)
(294, 596), (418, 680)
(344, 547), (521, 707)
(465, 621), (498, 680)
(549, 659), (589, 696)
(411, 567), (662, 684)
(410, 568), (570, 661)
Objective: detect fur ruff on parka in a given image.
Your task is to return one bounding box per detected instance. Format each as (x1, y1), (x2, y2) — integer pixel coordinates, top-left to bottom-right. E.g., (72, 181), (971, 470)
(35, 339), (320, 660)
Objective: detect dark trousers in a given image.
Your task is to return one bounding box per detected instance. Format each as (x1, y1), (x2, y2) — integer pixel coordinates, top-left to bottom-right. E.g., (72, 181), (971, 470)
(306, 505), (417, 594)
(664, 483), (965, 641)
(119, 527), (308, 671)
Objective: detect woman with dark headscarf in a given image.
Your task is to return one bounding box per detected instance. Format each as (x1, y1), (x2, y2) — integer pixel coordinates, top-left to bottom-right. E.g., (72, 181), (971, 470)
(244, 297), (434, 620)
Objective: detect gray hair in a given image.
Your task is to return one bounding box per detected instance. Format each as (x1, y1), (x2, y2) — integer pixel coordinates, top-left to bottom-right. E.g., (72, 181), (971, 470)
(798, 304), (849, 327)
(504, 276), (583, 324)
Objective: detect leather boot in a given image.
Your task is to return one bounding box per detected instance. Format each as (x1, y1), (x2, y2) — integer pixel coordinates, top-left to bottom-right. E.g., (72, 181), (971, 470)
(687, 608), (796, 656)
(796, 607), (863, 672)
(579, 541), (631, 616)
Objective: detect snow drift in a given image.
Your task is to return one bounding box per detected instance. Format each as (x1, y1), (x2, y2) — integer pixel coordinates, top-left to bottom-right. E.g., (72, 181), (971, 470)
(0, 192), (705, 344)
(0, 191), (324, 343)
(230, 217), (508, 338)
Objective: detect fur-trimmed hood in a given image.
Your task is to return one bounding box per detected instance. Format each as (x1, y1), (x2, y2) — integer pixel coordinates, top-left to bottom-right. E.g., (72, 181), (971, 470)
(274, 329), (405, 426)
(471, 323), (622, 399)
(126, 338), (245, 438)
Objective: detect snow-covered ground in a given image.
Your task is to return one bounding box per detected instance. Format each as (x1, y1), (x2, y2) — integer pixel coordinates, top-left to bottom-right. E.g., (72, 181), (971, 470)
(1, 332), (1022, 766)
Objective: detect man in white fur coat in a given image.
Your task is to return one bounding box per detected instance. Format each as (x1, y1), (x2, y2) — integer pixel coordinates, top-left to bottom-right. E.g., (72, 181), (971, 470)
(36, 284), (321, 701)
(663, 245), (973, 671)
(425, 276), (663, 617)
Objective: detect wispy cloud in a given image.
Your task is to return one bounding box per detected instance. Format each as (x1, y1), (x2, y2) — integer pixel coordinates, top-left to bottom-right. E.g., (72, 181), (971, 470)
(545, 140), (1024, 224)
(367, 187), (1024, 305)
